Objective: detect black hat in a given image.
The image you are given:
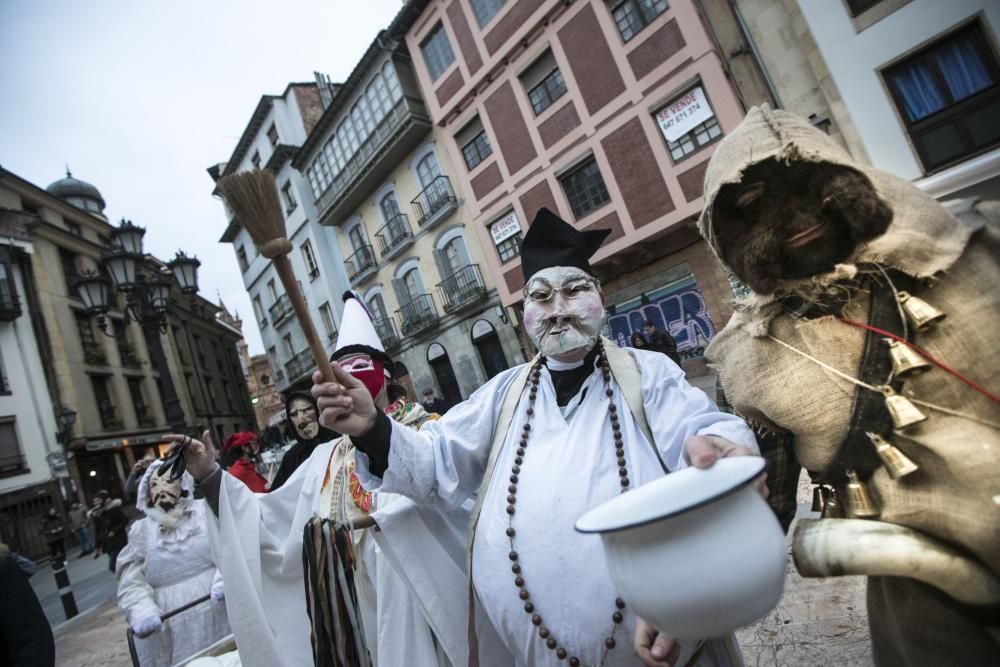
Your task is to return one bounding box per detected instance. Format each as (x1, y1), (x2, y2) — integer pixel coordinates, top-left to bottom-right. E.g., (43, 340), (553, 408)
(520, 208), (612, 282)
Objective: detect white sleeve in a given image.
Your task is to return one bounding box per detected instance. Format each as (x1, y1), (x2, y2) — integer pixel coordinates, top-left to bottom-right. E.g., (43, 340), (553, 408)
(115, 522), (160, 625)
(636, 349), (759, 472)
(355, 367), (524, 511)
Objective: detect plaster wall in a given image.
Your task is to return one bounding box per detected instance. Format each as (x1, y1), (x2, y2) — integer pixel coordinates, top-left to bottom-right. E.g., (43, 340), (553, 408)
(798, 0), (1000, 180)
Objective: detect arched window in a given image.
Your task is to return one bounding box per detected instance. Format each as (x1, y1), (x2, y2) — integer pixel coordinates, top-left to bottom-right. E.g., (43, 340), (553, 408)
(380, 192), (401, 222)
(403, 267), (424, 299)
(416, 152), (442, 188)
(348, 224), (366, 252)
(442, 235), (470, 274)
(368, 292), (388, 322)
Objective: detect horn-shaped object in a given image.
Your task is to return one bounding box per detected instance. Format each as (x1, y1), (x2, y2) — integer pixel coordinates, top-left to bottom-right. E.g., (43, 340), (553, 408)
(844, 470), (880, 518)
(866, 432), (919, 479)
(882, 387), (928, 430)
(898, 291), (946, 332)
(885, 339), (931, 379)
(793, 519), (1000, 607)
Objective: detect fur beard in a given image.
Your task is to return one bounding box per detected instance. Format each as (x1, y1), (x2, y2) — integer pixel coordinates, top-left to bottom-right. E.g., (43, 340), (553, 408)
(144, 500), (190, 530)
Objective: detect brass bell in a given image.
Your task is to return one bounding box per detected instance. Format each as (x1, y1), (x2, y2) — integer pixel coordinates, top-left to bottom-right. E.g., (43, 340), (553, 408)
(820, 489), (845, 519)
(845, 470), (880, 518)
(811, 485), (829, 512)
(866, 432), (919, 479)
(885, 339), (931, 379)
(883, 387), (928, 430)
(898, 291), (946, 332)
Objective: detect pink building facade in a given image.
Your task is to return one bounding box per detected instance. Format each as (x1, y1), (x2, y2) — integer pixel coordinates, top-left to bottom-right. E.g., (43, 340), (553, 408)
(402, 0), (749, 369)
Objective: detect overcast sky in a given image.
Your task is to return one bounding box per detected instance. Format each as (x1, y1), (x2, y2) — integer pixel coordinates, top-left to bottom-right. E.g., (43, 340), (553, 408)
(0, 0), (403, 354)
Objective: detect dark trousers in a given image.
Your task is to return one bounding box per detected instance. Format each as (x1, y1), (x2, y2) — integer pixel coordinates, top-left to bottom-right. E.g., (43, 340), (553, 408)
(868, 576), (1000, 666)
(47, 540), (65, 564)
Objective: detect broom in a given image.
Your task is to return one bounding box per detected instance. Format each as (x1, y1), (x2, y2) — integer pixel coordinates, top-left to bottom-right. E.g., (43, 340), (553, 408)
(159, 170), (336, 479)
(217, 169), (336, 386)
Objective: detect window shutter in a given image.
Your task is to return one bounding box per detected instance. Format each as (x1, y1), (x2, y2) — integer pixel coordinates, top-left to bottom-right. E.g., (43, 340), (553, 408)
(432, 247), (453, 281)
(391, 278), (409, 306)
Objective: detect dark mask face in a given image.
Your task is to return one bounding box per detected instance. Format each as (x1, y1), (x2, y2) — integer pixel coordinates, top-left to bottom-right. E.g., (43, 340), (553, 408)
(288, 397), (320, 440)
(712, 158), (893, 294)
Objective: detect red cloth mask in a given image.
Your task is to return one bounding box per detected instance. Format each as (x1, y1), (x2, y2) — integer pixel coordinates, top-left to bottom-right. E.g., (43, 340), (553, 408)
(336, 353), (385, 400)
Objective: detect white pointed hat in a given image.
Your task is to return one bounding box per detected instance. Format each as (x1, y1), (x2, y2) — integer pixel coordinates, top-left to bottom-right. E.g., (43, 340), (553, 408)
(332, 291), (393, 367)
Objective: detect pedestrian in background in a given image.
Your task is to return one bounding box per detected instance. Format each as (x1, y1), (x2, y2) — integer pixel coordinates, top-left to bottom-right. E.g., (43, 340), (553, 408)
(67, 502), (94, 557)
(41, 507), (67, 565)
(642, 319), (682, 365)
(221, 432), (268, 493)
(630, 331), (648, 349)
(124, 453), (156, 502)
(420, 387), (449, 415)
(90, 490), (128, 572)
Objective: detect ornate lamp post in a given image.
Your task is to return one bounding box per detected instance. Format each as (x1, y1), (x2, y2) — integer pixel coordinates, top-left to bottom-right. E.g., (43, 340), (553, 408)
(73, 218), (196, 433)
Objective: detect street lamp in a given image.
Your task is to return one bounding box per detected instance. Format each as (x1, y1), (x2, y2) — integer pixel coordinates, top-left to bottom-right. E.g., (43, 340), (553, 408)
(71, 217), (198, 433)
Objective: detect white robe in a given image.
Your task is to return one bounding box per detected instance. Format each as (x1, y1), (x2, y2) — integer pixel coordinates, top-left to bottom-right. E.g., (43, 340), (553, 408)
(355, 348), (757, 666)
(207, 439), (463, 667)
(116, 500), (231, 667)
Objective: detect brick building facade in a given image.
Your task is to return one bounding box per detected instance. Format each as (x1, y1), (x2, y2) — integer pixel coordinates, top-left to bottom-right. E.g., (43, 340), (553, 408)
(401, 0), (752, 374)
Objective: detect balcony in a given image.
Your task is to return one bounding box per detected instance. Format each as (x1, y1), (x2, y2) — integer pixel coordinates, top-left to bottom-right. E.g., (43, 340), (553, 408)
(118, 342), (142, 369)
(0, 453), (27, 477)
(346, 245), (376, 284)
(83, 346), (108, 366)
(269, 294), (294, 326)
(372, 316), (400, 349)
(374, 213), (413, 261)
(316, 96), (432, 224)
(285, 348), (315, 384)
(411, 176), (458, 228)
(437, 264), (488, 313)
(0, 291), (22, 321)
(395, 294), (438, 337)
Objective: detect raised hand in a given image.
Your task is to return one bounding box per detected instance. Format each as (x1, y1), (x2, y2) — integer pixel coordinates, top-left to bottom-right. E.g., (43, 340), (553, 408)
(683, 435), (768, 498)
(161, 430), (217, 482)
(311, 362), (378, 437)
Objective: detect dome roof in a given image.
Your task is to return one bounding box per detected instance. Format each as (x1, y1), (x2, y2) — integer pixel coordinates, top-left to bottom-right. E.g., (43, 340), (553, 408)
(46, 170), (106, 211)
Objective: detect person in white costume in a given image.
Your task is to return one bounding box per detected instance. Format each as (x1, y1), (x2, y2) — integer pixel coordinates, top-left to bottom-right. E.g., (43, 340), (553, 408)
(164, 292), (465, 667)
(116, 461), (231, 667)
(311, 208), (766, 667)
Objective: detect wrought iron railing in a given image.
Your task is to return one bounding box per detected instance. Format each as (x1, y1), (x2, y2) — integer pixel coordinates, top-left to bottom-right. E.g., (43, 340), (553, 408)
(118, 342), (142, 368)
(285, 348), (315, 382)
(395, 294), (438, 336)
(372, 316), (400, 348)
(411, 176), (457, 227)
(436, 264), (487, 312)
(269, 294), (294, 325)
(374, 213), (413, 258)
(345, 245), (376, 282)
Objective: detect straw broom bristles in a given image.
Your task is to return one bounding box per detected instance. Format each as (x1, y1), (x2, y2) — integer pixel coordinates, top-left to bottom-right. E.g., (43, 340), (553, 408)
(217, 169), (335, 383)
(217, 169), (289, 257)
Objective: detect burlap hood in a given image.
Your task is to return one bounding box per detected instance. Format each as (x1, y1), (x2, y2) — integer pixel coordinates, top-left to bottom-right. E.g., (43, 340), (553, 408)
(697, 106), (973, 333)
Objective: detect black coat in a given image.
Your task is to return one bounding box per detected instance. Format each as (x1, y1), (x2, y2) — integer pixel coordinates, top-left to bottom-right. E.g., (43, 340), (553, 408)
(93, 505), (128, 553)
(646, 329), (681, 365)
(0, 551), (55, 667)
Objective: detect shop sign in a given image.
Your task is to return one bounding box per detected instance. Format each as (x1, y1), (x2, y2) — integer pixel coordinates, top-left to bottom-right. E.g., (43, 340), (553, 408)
(655, 87), (713, 142)
(85, 433), (164, 452)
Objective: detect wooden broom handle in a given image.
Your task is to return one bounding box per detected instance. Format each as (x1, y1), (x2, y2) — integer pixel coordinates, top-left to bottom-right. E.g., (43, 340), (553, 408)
(270, 254), (336, 384)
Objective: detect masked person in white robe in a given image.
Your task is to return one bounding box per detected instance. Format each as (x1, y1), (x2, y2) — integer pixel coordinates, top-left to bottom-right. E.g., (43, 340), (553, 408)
(164, 292), (466, 667)
(116, 461), (230, 667)
(312, 208), (764, 667)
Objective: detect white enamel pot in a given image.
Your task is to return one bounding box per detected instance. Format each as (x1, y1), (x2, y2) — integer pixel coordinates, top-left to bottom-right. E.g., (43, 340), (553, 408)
(575, 456), (785, 640)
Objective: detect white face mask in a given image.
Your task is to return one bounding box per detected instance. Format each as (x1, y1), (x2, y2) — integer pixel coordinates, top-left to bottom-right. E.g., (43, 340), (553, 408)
(146, 473), (187, 528)
(288, 397), (320, 440)
(522, 267), (606, 362)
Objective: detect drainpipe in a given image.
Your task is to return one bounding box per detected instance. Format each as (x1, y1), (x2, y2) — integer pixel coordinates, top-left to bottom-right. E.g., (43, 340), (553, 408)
(728, 0), (782, 108)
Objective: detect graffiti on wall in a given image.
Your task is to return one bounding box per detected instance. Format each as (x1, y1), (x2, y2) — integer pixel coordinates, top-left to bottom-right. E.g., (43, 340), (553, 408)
(607, 277), (716, 361)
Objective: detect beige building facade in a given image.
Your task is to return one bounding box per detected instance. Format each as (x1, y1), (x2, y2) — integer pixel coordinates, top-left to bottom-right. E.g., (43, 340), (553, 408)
(293, 25), (526, 403)
(0, 168), (254, 509)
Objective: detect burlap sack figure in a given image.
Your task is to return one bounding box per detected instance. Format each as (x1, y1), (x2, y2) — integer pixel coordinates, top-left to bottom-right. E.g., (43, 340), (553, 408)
(699, 106), (1000, 665)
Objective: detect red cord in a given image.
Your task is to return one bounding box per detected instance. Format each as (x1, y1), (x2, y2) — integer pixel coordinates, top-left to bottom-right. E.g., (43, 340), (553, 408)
(836, 317), (1000, 405)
